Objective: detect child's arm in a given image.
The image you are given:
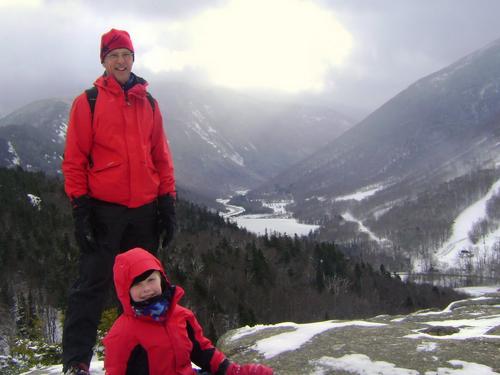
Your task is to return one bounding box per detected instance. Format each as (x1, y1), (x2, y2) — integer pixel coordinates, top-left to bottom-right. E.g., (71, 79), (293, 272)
(186, 313), (273, 374)
(186, 314), (228, 373)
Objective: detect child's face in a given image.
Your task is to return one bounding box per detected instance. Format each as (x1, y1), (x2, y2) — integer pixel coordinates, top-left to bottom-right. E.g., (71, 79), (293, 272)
(130, 271), (163, 302)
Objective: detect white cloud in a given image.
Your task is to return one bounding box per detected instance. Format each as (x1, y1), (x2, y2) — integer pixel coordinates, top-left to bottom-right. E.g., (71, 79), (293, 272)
(135, 0), (353, 93)
(0, 0), (42, 8)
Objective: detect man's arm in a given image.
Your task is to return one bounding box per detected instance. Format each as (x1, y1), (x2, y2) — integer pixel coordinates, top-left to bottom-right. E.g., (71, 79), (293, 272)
(62, 94), (93, 200)
(150, 99), (176, 197)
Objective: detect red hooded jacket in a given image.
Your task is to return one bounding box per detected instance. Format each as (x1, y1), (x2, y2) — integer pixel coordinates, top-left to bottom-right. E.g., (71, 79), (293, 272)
(104, 248), (228, 375)
(62, 74), (175, 208)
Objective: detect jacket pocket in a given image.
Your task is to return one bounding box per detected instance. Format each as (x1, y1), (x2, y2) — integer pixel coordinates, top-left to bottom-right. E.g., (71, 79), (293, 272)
(92, 161), (122, 173)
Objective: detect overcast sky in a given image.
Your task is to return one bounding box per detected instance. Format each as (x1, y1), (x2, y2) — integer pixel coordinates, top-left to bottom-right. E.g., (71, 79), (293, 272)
(3, 0), (500, 118)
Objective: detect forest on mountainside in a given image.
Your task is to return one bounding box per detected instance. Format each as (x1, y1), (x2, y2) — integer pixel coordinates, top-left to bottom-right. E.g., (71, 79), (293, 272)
(295, 168), (500, 275)
(0, 167), (465, 372)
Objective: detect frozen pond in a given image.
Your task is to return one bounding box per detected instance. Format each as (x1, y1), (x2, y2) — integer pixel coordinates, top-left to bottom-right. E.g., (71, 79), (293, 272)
(232, 214), (319, 236)
(218, 198), (319, 237)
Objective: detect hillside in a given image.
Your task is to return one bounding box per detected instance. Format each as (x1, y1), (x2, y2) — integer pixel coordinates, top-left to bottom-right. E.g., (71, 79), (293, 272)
(257, 38), (500, 201)
(246, 38), (500, 276)
(0, 168), (464, 373)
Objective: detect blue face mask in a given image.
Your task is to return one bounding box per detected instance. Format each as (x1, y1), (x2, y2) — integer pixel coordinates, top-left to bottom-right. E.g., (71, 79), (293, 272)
(132, 294), (170, 321)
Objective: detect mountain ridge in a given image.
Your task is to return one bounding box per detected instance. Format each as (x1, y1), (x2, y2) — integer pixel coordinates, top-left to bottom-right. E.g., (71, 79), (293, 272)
(0, 83), (354, 202)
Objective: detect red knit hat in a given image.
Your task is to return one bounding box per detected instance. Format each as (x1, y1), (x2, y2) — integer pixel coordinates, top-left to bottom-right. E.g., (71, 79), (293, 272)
(100, 28), (134, 62)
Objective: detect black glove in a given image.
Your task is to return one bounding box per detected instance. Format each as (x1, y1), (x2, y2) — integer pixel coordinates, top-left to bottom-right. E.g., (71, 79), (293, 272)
(72, 195), (97, 253)
(158, 194), (176, 250)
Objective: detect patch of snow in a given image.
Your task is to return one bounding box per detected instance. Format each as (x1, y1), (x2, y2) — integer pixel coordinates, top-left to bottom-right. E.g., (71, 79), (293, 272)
(313, 355), (498, 375)
(334, 184), (385, 202)
(57, 121), (67, 141)
(238, 320), (386, 359)
(261, 200), (293, 215)
(412, 296), (492, 317)
(305, 196), (328, 202)
(189, 120), (245, 167)
(455, 285), (500, 297)
(27, 194), (42, 210)
(417, 341), (438, 352)
(21, 360), (104, 375)
(342, 212), (392, 246)
(312, 354), (419, 375)
(7, 141), (20, 166)
(434, 178), (500, 270)
(405, 314), (500, 340)
(235, 189), (249, 196)
(21, 359), (202, 375)
(425, 360), (499, 375)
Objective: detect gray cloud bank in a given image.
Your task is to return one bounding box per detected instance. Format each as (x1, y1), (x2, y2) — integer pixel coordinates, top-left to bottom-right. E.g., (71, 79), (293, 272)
(2, 0), (500, 118)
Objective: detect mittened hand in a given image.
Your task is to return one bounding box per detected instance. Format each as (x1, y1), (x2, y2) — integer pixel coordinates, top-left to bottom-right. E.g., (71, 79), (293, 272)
(158, 194), (177, 250)
(72, 195), (97, 253)
(226, 363), (274, 375)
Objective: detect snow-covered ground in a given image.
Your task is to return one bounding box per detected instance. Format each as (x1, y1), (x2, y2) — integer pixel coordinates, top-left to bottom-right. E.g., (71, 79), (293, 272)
(313, 356), (497, 375)
(227, 284), (500, 375)
(20, 360), (104, 375)
(454, 284), (500, 297)
(434, 177), (500, 270)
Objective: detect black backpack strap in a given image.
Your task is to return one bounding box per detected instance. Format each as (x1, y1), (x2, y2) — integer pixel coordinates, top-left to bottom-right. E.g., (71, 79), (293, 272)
(85, 86), (98, 122)
(146, 92), (156, 114)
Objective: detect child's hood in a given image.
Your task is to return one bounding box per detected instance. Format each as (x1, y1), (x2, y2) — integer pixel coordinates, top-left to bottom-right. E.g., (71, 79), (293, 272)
(113, 247), (169, 316)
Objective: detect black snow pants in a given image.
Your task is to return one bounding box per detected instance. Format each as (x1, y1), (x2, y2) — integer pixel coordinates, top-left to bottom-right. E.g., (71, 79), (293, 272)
(62, 199), (159, 371)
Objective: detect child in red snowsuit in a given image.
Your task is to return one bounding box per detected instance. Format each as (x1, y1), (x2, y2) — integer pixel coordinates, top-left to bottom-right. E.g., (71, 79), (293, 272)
(104, 248), (274, 375)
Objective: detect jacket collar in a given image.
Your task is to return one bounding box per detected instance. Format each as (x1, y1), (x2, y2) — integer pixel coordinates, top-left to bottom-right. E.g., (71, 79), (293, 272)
(94, 72), (148, 98)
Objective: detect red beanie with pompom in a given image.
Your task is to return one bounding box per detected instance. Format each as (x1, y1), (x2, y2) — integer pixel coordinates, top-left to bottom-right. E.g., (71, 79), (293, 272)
(100, 28), (134, 62)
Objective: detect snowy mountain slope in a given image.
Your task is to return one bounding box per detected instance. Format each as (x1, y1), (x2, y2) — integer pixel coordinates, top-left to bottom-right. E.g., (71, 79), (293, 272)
(337, 176), (500, 273)
(0, 99), (69, 174)
(255, 38), (500, 201)
(434, 177), (500, 271)
(153, 82), (354, 196)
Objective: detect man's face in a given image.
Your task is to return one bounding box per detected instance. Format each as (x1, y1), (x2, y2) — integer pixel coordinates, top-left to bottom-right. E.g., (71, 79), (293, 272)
(102, 48), (134, 85)
(129, 271), (162, 302)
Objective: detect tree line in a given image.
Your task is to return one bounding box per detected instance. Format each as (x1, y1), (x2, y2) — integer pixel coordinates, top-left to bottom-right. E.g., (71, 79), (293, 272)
(0, 167), (466, 372)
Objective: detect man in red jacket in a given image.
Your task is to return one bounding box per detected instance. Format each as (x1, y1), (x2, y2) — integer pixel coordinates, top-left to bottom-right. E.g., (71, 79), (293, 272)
(62, 28), (176, 375)
(104, 247), (274, 375)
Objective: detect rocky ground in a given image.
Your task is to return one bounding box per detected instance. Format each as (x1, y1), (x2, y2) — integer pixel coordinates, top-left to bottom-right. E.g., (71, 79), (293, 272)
(20, 287), (500, 374)
(217, 289), (500, 374)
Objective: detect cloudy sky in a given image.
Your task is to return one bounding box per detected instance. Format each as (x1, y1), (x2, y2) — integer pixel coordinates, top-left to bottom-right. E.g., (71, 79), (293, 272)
(3, 0), (500, 118)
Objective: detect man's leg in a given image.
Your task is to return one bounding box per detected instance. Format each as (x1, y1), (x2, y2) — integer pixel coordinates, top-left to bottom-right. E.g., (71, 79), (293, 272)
(62, 201), (128, 371)
(62, 248), (115, 370)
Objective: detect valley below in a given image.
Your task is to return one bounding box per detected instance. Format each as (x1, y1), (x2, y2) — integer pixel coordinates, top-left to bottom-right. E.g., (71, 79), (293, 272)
(217, 196), (320, 236)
